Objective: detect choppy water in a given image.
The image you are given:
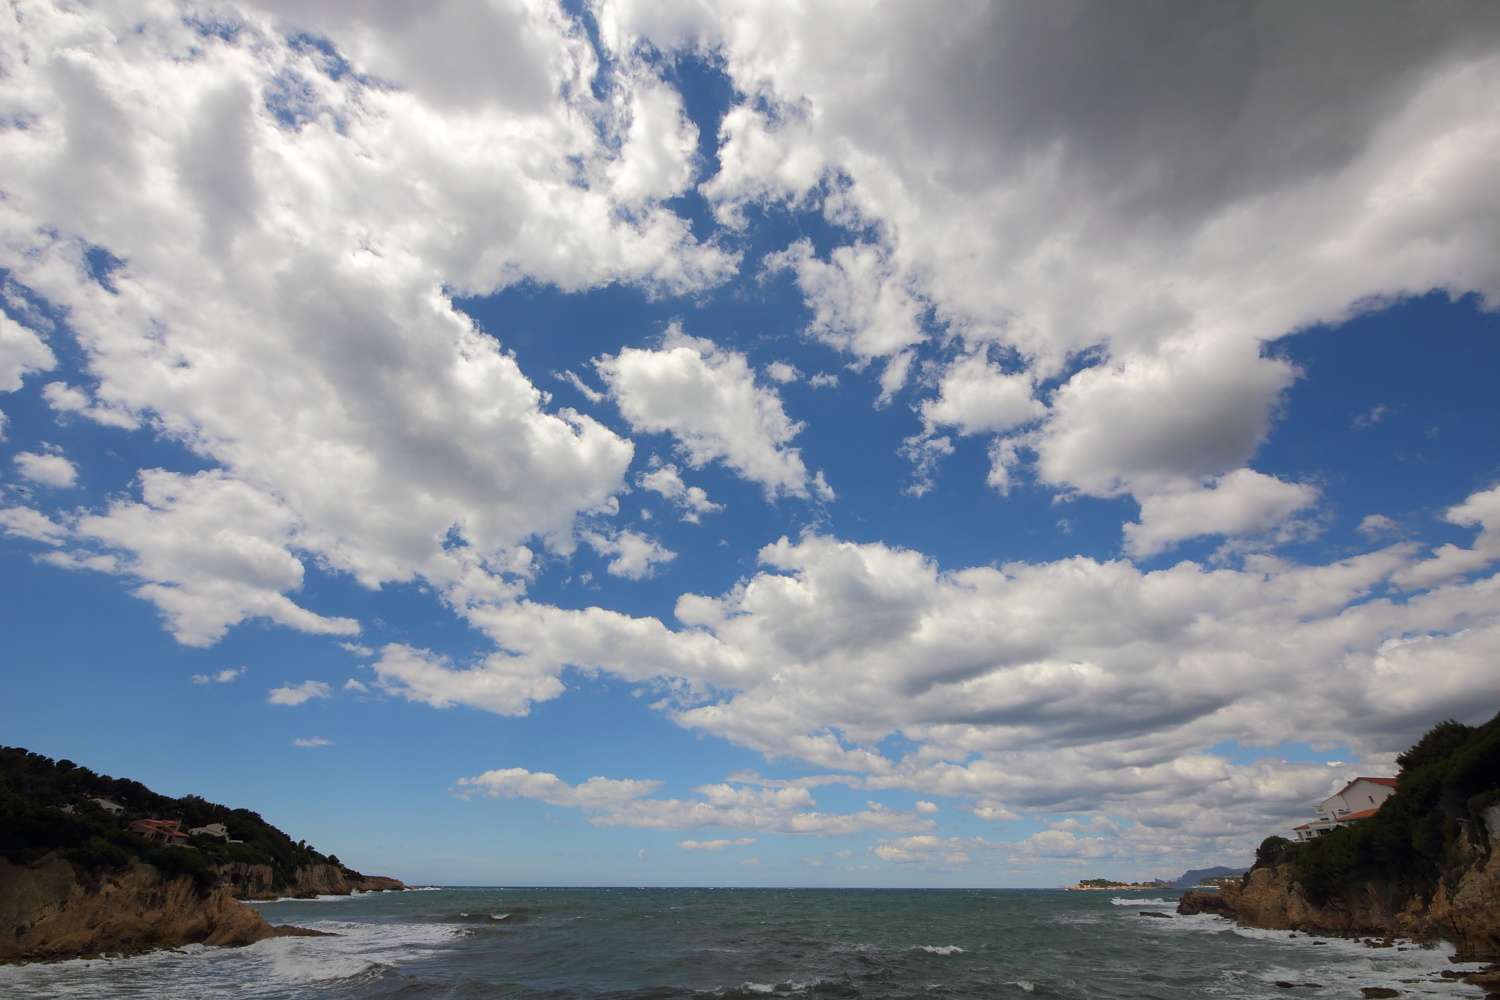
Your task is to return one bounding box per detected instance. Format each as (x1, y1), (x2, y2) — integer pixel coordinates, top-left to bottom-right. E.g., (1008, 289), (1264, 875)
(0, 887), (1487, 1000)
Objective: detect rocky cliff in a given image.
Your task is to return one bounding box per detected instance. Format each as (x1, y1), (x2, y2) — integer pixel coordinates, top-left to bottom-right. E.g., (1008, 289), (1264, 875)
(216, 861), (407, 900)
(1179, 804), (1500, 961)
(0, 854), (326, 963)
(0, 855), (407, 963)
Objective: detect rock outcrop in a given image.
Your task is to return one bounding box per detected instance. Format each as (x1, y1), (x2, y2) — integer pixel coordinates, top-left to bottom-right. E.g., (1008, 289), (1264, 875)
(1179, 804), (1500, 961)
(0, 854), (323, 963)
(215, 861), (406, 900)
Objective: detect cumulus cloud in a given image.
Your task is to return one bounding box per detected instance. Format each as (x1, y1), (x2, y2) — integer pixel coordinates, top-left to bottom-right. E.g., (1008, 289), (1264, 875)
(293, 737), (332, 747)
(918, 352), (1044, 437)
(1357, 514), (1403, 539)
(391, 497), (1500, 852)
(0, 314), (55, 393)
(582, 527), (676, 579)
(456, 766), (935, 835)
(268, 680), (333, 706)
(1124, 469), (1320, 558)
(457, 766), (662, 808)
(765, 240), (926, 401)
(764, 361), (801, 384)
(638, 462), (723, 522)
(14, 451), (78, 488)
(677, 837), (755, 851)
(372, 642), (567, 716)
(192, 666), (245, 684)
(597, 327), (822, 498)
(68, 470), (359, 646)
(610, 0), (1500, 502)
(0, 0), (734, 648)
(0, 506), (68, 545)
(872, 835), (989, 866)
(1391, 484), (1500, 589)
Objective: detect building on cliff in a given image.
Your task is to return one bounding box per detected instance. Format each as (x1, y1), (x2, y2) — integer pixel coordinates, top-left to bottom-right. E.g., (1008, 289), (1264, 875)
(1292, 776), (1397, 841)
(129, 818), (191, 847)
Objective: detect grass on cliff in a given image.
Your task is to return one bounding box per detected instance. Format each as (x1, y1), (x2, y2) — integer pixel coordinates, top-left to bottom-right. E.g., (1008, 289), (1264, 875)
(1253, 711), (1500, 906)
(0, 746), (365, 893)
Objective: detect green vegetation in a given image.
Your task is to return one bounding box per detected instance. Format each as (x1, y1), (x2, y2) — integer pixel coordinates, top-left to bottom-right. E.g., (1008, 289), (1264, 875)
(0, 746), (360, 893)
(1253, 711), (1500, 905)
(1076, 878), (1127, 888)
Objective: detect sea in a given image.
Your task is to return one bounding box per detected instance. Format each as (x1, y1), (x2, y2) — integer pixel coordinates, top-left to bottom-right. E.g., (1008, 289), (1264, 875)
(0, 886), (1488, 1000)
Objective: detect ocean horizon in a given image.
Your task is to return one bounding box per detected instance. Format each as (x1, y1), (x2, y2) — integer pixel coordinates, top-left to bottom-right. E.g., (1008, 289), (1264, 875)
(0, 885), (1483, 1000)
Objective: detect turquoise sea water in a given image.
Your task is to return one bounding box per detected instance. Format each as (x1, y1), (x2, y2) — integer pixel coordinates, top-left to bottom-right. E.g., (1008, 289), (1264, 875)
(0, 887), (1486, 1000)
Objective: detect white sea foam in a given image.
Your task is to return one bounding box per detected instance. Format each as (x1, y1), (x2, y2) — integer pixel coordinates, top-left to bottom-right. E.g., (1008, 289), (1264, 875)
(1108, 896), (1175, 906)
(0, 919), (464, 1000)
(916, 944), (965, 955)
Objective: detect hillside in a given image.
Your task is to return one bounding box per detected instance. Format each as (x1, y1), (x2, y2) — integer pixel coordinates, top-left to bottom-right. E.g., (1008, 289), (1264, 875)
(1179, 712), (1500, 960)
(0, 747), (404, 963)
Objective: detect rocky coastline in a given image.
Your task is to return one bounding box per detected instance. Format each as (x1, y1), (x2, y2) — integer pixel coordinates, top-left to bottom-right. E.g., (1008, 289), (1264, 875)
(0, 855), (406, 964)
(1178, 802), (1500, 962)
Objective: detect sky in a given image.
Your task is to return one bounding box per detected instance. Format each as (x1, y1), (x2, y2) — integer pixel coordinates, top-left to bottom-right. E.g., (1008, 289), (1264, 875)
(2, 0), (1500, 889)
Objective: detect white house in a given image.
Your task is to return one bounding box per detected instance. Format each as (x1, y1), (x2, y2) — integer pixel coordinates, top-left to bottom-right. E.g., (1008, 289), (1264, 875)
(189, 822), (231, 840)
(1292, 777), (1398, 841)
(91, 797), (124, 816)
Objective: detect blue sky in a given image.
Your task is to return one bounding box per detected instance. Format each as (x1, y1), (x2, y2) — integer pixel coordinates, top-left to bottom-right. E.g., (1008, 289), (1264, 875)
(3, 0), (1500, 888)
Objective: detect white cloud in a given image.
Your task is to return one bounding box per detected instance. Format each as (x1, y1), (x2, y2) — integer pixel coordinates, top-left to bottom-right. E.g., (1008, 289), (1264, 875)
(918, 352), (1044, 437)
(1357, 514), (1403, 539)
(373, 642), (566, 717)
(638, 462), (723, 522)
(610, 1), (1500, 504)
(872, 834), (988, 866)
(914, 800), (939, 814)
(192, 666), (244, 684)
(391, 496), (1500, 851)
(457, 766), (935, 835)
(1032, 339), (1297, 499)
(582, 527), (676, 579)
(293, 737), (332, 747)
(597, 327), (819, 498)
(71, 470), (359, 646)
(677, 837), (755, 851)
(1391, 484), (1500, 589)
(0, 0), (738, 649)
(0, 314), (55, 393)
(0, 506), (67, 545)
(1124, 469), (1320, 558)
(765, 239), (926, 399)
(268, 680), (333, 706)
(343, 678), (369, 692)
(14, 450), (78, 488)
(764, 361), (801, 383)
(456, 767), (663, 808)
(41, 382), (138, 430)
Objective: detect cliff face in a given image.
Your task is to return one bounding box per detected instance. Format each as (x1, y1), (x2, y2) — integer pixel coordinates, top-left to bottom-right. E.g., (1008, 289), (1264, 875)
(1180, 805), (1500, 961)
(0, 855), (289, 963)
(216, 861), (406, 900)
